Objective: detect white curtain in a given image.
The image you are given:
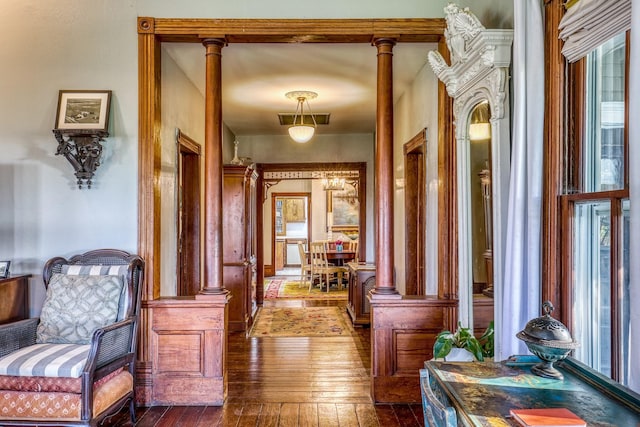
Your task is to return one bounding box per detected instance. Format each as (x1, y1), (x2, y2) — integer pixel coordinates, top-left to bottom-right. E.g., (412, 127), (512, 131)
(496, 0), (544, 361)
(627, 0), (640, 393)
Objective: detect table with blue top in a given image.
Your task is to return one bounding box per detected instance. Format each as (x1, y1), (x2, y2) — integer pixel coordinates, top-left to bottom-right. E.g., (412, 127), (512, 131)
(420, 355), (640, 426)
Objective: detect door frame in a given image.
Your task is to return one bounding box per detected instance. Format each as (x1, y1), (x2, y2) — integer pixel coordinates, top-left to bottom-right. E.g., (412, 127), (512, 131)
(404, 129), (427, 295)
(255, 161), (367, 303)
(176, 130), (201, 296)
(271, 192), (312, 272)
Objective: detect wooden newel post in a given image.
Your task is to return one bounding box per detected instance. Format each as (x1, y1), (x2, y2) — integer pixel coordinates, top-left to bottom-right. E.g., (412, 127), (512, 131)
(372, 38), (399, 297)
(200, 38), (228, 296)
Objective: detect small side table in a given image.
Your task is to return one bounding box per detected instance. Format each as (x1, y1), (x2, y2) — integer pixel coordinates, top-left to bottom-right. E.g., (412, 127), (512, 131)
(346, 262), (375, 326)
(0, 274), (31, 324)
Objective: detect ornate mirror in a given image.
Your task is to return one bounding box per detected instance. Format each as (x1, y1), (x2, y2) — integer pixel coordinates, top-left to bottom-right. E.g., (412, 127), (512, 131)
(428, 4), (513, 332)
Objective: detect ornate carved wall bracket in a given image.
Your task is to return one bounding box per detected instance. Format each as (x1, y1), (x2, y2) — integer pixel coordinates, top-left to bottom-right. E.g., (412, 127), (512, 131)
(53, 129), (109, 189)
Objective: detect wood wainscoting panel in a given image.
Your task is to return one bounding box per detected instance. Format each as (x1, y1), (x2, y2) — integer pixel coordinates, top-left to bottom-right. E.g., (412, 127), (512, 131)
(394, 331), (438, 375)
(155, 332), (203, 374)
(369, 296), (457, 403)
(146, 297), (229, 406)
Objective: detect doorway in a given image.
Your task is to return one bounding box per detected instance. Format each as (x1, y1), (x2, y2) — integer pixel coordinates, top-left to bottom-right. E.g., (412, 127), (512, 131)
(272, 192), (311, 276)
(403, 129), (427, 295)
(176, 130), (201, 296)
(256, 162), (367, 299)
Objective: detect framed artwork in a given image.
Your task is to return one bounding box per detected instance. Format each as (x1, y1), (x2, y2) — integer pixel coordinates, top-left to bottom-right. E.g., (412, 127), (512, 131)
(331, 187), (359, 230)
(55, 90), (112, 131)
(284, 198), (306, 222)
(0, 261), (10, 279)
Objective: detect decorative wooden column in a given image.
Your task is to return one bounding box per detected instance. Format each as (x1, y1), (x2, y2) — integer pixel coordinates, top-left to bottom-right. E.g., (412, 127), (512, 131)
(200, 38), (229, 297)
(372, 38), (400, 298)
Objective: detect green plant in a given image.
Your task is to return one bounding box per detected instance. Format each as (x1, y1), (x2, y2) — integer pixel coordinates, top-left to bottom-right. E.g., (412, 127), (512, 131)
(478, 320), (494, 359)
(433, 321), (494, 361)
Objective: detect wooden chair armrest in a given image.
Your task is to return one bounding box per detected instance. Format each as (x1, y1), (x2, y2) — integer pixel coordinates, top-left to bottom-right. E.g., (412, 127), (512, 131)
(84, 318), (136, 374)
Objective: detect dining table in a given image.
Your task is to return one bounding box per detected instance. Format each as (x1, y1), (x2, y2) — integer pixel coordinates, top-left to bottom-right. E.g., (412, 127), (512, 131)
(304, 249), (356, 266)
(324, 249), (356, 266)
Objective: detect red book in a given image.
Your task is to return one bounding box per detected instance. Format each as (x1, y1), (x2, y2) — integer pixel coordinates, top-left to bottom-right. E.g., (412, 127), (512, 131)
(509, 408), (586, 427)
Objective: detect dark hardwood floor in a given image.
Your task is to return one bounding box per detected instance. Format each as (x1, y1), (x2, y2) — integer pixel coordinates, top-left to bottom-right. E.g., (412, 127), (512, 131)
(105, 297), (425, 426)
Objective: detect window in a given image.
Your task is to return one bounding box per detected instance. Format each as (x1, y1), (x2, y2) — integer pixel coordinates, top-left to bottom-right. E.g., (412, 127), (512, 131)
(561, 32), (629, 384)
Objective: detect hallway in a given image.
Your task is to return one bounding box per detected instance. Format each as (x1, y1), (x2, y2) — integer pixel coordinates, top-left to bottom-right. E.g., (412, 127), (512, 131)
(106, 299), (424, 426)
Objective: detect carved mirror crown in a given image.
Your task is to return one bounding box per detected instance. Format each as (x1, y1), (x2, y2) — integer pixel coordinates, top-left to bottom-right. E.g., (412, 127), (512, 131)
(428, 3), (513, 128)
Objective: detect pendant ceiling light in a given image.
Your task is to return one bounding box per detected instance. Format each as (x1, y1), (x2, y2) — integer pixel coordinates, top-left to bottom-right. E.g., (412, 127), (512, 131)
(286, 90), (317, 143)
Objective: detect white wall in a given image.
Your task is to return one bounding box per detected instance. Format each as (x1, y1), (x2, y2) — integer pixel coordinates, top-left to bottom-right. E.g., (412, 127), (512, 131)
(137, 0), (460, 20)
(160, 49), (206, 296)
(393, 56), (440, 295)
(0, 1), (139, 315)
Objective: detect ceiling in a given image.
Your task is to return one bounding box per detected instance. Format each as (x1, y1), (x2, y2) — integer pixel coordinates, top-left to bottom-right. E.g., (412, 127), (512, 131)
(163, 42), (436, 137)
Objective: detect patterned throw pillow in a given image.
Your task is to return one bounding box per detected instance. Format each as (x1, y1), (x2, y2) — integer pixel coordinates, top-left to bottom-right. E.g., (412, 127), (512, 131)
(61, 264), (130, 320)
(36, 273), (124, 344)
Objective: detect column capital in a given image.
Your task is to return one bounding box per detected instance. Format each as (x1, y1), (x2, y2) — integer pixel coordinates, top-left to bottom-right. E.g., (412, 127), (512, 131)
(202, 38), (227, 48)
(372, 37), (397, 48)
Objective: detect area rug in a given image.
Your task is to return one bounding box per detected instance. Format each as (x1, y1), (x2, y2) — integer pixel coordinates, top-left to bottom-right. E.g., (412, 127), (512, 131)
(263, 279), (348, 300)
(250, 306), (353, 337)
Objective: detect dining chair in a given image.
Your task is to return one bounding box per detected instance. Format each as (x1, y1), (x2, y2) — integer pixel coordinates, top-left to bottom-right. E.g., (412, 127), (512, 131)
(348, 240), (359, 262)
(309, 241), (348, 292)
(297, 242), (312, 288)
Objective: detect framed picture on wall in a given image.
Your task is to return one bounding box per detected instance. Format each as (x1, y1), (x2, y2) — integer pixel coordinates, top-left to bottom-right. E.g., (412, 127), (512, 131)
(54, 90), (112, 131)
(284, 198), (305, 222)
(0, 261), (10, 279)
(331, 186), (359, 229)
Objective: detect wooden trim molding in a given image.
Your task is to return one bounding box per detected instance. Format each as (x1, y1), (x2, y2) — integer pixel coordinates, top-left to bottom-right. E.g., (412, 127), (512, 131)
(542, 0), (567, 315)
(136, 27), (160, 399)
(146, 18), (444, 43)
(437, 36), (457, 300)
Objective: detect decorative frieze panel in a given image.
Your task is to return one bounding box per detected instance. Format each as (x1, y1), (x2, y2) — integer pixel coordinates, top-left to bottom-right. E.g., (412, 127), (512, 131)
(427, 4), (513, 109)
(263, 170), (360, 180)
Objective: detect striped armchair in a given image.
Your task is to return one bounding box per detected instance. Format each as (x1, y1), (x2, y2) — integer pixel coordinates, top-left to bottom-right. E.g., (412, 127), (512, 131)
(0, 249), (144, 427)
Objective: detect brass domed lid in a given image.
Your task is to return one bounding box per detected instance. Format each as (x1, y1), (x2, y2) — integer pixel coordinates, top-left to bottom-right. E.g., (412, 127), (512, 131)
(516, 301), (579, 350)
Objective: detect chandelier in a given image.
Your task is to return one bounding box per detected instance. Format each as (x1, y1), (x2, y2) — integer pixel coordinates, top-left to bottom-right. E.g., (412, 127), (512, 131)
(322, 176), (345, 191)
(285, 90), (317, 143)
